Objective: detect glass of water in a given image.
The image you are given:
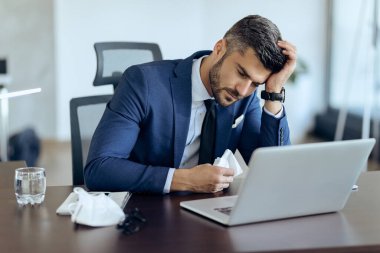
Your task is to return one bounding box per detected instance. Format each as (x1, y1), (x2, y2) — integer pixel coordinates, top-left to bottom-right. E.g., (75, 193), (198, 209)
(14, 167), (46, 206)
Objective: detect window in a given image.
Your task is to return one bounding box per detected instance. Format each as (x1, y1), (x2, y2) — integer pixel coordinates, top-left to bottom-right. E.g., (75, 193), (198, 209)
(329, 0), (380, 114)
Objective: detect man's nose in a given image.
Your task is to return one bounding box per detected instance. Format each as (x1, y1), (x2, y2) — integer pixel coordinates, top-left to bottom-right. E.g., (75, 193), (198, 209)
(235, 80), (254, 97)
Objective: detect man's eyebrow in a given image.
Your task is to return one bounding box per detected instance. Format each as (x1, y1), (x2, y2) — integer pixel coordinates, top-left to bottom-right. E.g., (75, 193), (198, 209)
(237, 63), (264, 84)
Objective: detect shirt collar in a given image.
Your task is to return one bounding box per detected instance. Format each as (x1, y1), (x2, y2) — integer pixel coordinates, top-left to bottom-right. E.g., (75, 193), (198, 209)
(191, 55), (213, 102)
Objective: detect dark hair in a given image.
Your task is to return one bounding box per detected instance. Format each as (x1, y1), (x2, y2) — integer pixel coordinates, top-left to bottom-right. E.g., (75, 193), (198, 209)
(224, 15), (286, 73)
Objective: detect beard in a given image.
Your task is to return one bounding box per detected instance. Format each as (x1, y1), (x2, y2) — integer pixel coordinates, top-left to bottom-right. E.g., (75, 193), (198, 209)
(209, 55), (241, 107)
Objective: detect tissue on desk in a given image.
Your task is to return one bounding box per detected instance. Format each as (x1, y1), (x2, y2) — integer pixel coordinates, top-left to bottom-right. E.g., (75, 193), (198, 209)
(213, 149), (243, 177)
(69, 187), (125, 227)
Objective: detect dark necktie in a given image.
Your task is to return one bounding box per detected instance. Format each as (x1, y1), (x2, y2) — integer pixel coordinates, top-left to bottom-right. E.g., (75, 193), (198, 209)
(198, 99), (217, 164)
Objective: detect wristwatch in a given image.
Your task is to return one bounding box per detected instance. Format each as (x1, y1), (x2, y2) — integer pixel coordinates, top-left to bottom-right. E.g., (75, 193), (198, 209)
(260, 87), (285, 103)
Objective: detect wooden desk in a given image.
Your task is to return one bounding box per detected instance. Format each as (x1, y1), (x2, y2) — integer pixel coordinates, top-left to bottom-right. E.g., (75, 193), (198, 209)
(0, 172), (379, 253)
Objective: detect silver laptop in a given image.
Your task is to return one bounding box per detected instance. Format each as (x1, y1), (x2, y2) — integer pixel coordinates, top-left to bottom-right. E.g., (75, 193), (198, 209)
(180, 138), (375, 226)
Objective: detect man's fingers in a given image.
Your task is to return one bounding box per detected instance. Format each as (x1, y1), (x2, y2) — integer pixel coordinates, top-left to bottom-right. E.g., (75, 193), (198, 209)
(278, 40), (297, 53)
(222, 176), (234, 183)
(212, 183), (230, 192)
(221, 183), (230, 188)
(219, 167), (235, 176)
(191, 165), (236, 192)
(282, 49), (297, 61)
(279, 40), (297, 71)
(279, 42), (297, 62)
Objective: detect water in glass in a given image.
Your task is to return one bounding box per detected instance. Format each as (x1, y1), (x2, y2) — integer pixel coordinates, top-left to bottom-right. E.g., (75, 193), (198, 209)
(14, 167), (46, 205)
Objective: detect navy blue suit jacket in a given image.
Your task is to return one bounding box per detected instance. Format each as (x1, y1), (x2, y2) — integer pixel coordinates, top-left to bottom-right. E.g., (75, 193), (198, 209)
(84, 51), (290, 193)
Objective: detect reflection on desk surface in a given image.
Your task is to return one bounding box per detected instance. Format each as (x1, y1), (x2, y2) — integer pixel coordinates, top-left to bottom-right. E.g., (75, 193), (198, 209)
(229, 212), (352, 252)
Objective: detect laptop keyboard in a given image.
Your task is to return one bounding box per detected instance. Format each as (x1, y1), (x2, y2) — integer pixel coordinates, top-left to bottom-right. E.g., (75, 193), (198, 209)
(214, 207), (232, 215)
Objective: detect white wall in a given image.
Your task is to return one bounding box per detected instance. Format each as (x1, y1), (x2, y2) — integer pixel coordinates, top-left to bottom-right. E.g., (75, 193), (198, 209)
(53, 0), (327, 141)
(0, 0), (56, 139)
(54, 0), (205, 140)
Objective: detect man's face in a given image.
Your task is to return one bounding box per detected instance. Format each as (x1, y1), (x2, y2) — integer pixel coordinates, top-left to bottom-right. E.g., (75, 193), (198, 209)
(209, 48), (271, 107)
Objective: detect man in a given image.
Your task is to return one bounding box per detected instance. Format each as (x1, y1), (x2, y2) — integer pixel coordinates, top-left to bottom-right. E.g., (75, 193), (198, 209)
(85, 15), (296, 194)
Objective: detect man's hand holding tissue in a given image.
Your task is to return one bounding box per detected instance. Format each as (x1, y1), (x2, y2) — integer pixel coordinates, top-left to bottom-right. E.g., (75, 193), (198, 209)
(170, 150), (242, 193)
(170, 164), (234, 193)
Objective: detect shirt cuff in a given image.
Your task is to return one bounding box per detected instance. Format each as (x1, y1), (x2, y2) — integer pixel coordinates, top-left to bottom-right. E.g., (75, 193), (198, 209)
(263, 105), (284, 119)
(163, 168), (175, 193)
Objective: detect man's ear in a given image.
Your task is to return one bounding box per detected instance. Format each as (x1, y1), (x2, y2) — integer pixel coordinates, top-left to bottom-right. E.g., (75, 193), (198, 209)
(213, 39), (227, 57)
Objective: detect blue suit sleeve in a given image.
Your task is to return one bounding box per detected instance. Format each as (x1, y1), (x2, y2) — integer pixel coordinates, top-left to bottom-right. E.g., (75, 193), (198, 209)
(84, 66), (170, 193)
(237, 93), (291, 163)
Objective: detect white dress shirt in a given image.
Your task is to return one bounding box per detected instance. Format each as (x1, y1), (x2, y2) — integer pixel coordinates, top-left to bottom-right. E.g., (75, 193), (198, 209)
(163, 56), (283, 193)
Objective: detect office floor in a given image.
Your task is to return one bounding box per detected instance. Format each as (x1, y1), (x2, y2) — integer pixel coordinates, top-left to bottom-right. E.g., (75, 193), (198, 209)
(36, 135), (380, 186)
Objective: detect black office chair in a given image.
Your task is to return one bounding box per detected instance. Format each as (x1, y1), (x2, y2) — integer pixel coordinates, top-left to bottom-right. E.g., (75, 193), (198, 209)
(69, 42), (162, 185)
(70, 95), (112, 185)
(93, 42), (163, 90)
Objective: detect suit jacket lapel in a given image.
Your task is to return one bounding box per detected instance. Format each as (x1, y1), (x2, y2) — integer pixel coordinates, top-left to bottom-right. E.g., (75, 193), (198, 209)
(170, 75), (192, 168)
(170, 51), (212, 167)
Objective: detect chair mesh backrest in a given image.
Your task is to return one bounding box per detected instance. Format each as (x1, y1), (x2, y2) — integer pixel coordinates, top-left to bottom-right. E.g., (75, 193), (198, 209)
(78, 103), (106, 168)
(102, 49), (153, 78)
(93, 42), (163, 89)
(70, 95), (112, 185)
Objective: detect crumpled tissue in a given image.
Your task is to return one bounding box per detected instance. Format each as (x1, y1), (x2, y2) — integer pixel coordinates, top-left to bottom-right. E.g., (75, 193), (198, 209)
(69, 187), (125, 227)
(213, 149), (243, 177)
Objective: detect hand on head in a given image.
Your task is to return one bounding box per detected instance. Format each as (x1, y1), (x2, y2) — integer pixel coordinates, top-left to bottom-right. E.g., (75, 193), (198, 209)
(265, 40), (297, 93)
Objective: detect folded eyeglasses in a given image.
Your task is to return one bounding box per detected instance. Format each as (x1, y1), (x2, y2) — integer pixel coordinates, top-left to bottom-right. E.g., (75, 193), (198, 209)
(116, 207), (146, 235)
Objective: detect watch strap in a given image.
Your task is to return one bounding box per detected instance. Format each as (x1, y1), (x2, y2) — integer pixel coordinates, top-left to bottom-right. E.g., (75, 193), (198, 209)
(260, 87), (285, 103)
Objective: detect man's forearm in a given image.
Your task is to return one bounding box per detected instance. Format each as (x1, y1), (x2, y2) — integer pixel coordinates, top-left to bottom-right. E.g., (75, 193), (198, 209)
(84, 156), (169, 193)
(264, 100), (282, 115)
